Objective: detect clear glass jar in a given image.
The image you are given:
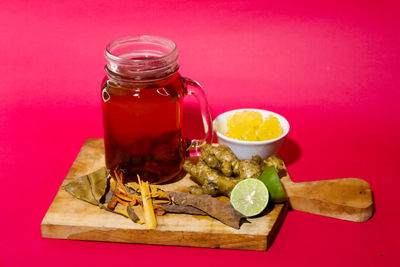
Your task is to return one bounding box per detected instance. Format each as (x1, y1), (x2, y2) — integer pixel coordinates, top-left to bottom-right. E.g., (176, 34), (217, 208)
(101, 35), (212, 184)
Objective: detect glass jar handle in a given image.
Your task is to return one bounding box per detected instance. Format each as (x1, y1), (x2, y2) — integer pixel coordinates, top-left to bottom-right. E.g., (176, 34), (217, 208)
(182, 77), (213, 156)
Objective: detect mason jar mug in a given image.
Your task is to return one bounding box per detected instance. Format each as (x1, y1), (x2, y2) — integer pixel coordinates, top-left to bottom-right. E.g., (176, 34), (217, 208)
(101, 35), (213, 184)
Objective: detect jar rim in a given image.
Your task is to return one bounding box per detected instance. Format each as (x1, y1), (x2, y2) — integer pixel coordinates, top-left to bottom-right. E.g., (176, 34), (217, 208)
(105, 35), (178, 70)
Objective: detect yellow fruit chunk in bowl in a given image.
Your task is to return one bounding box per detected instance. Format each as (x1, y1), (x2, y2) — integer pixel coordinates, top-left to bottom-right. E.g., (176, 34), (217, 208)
(213, 109), (290, 160)
(225, 110), (283, 141)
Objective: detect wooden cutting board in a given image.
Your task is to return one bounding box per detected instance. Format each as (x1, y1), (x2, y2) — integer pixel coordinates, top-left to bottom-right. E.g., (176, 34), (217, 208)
(41, 138), (289, 250)
(41, 138), (373, 250)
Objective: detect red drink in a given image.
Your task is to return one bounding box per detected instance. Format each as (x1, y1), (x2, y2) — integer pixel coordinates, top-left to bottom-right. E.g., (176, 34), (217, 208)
(102, 73), (187, 183)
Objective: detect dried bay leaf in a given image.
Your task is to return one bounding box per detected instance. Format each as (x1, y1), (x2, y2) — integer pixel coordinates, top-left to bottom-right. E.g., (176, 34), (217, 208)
(64, 167), (108, 206)
(88, 167), (109, 201)
(64, 175), (98, 205)
(167, 191), (246, 229)
(160, 204), (207, 216)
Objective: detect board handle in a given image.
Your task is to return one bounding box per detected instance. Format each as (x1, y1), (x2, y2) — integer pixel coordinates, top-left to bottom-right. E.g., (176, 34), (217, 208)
(281, 177), (374, 222)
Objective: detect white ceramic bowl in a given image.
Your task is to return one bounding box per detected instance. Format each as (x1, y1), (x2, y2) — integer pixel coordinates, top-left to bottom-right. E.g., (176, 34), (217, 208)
(213, 108), (290, 160)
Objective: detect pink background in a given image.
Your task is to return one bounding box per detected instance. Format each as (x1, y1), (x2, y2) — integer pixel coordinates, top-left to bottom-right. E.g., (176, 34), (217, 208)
(1, 0), (399, 266)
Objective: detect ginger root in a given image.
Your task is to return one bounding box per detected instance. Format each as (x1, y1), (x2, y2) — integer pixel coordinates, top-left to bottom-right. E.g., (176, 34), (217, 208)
(238, 157), (263, 179)
(263, 154), (288, 178)
(184, 160), (242, 196)
(200, 144), (240, 177)
(184, 145), (276, 197)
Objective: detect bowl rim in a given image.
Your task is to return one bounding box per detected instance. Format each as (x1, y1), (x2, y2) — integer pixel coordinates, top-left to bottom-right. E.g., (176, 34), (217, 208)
(213, 108), (290, 146)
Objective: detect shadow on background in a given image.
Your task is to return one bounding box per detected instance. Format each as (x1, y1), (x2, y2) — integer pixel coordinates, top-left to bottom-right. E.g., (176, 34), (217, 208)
(278, 138), (302, 166)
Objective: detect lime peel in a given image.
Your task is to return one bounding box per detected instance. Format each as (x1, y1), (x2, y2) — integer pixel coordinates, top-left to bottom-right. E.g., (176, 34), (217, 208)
(258, 166), (287, 203)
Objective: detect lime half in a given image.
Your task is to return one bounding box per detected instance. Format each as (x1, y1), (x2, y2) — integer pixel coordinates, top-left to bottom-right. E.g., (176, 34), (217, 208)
(230, 178), (269, 217)
(258, 166), (287, 203)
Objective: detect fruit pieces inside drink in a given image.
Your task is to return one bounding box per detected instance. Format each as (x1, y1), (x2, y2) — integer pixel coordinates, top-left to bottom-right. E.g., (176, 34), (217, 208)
(101, 73), (188, 184)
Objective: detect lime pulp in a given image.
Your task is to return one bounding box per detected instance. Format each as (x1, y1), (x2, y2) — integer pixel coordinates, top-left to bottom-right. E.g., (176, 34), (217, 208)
(230, 178), (269, 217)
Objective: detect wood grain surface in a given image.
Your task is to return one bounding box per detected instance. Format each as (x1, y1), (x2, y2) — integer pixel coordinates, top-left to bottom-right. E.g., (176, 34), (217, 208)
(41, 138), (289, 251)
(282, 176), (373, 222)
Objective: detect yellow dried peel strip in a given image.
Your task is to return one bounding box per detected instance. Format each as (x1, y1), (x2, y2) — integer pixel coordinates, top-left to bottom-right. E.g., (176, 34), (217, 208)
(138, 176), (157, 229)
